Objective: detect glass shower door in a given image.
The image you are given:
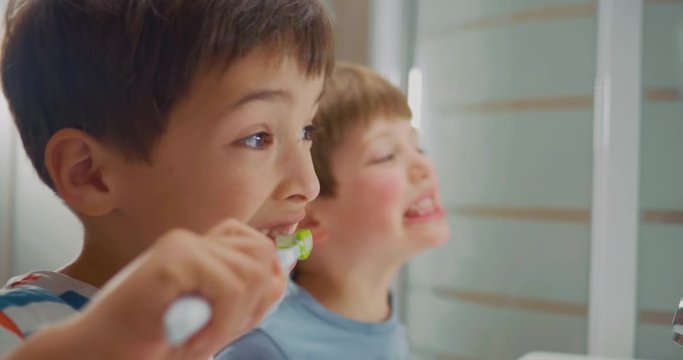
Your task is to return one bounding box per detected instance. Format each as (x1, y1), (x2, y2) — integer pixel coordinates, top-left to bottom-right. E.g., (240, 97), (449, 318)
(635, 1), (683, 359)
(404, 1), (598, 359)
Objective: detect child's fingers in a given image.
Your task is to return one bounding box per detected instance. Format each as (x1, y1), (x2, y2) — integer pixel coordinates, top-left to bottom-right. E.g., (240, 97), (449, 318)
(202, 241), (277, 318)
(205, 218), (266, 241)
(204, 218), (283, 278)
(243, 274), (288, 329)
(207, 233), (282, 277)
(210, 231), (277, 261)
(164, 226), (284, 351)
(179, 248), (253, 347)
(157, 238), (275, 356)
(204, 240), (279, 290)
(200, 240), (285, 328)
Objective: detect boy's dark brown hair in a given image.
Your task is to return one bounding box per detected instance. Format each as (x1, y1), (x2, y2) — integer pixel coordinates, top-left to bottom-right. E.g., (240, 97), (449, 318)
(311, 63), (412, 197)
(1, 0), (335, 189)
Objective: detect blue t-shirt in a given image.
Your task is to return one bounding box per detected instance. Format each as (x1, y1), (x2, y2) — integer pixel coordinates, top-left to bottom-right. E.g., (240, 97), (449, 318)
(216, 282), (410, 360)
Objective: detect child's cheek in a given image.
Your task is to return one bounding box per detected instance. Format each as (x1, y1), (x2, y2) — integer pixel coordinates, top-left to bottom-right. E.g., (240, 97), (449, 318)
(352, 172), (403, 214)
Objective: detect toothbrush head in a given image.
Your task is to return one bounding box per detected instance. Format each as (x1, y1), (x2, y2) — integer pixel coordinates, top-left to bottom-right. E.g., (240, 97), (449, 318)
(293, 229), (313, 260)
(276, 229), (313, 260)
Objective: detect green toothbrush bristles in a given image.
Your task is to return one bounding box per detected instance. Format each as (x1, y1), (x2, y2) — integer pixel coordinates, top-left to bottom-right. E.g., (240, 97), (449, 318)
(276, 229), (313, 260)
(297, 230), (313, 260)
(295, 228), (312, 242)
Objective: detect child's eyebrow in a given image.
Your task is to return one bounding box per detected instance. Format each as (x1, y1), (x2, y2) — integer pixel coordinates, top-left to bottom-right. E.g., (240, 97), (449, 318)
(231, 89), (294, 109)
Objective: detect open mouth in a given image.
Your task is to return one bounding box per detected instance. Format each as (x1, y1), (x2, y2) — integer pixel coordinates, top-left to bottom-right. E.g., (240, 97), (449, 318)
(259, 223), (299, 240)
(404, 193), (445, 223)
(259, 224), (303, 273)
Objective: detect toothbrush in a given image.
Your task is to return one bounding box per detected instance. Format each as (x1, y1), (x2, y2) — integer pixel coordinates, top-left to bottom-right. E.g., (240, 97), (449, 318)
(163, 229), (313, 345)
(275, 228), (313, 271)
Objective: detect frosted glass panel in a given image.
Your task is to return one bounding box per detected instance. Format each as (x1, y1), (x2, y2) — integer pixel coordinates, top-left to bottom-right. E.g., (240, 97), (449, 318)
(12, 139), (82, 276)
(636, 2), (683, 360)
(405, 1), (597, 359)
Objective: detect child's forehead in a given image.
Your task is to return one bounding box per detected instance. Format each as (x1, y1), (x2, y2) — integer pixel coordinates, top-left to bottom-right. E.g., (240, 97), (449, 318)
(185, 51), (321, 102)
(161, 54), (324, 142)
(336, 116), (413, 150)
(192, 50), (323, 98)
(205, 44), (326, 82)
(355, 115), (412, 138)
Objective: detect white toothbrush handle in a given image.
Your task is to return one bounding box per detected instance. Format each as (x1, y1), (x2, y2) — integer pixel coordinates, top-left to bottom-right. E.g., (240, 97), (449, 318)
(164, 247), (297, 345)
(164, 295), (212, 345)
(276, 246), (299, 272)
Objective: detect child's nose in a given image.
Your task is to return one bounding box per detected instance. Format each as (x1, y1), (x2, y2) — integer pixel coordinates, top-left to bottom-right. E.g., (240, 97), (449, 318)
(409, 153), (433, 184)
(276, 147), (320, 203)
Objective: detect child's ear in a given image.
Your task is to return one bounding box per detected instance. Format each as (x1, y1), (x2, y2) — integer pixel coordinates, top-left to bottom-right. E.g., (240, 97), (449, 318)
(45, 129), (118, 217)
(300, 202), (330, 245)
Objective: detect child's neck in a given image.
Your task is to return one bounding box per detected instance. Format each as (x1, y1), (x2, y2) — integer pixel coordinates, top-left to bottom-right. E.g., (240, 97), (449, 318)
(60, 256), (115, 290)
(294, 262), (400, 323)
(59, 230), (137, 289)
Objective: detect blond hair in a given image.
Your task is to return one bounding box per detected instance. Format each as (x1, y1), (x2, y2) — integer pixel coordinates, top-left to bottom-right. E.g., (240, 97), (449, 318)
(312, 63), (412, 196)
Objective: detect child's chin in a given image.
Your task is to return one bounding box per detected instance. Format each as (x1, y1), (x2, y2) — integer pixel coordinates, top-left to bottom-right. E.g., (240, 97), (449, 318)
(415, 222), (451, 248)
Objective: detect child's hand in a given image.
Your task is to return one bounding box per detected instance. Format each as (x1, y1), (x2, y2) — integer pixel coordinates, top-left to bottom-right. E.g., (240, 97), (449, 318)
(7, 219), (285, 360)
(96, 218), (286, 358)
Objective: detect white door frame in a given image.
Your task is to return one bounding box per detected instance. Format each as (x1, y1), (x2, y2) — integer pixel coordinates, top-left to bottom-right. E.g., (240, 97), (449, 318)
(589, 0), (643, 357)
(369, 0), (412, 88)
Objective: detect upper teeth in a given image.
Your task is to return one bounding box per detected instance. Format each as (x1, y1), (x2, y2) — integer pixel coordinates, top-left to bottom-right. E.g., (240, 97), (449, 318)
(408, 197), (435, 215)
(260, 224), (297, 239)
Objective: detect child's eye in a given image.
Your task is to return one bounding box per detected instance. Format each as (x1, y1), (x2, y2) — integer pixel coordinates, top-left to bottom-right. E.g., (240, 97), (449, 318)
(369, 153), (395, 165)
(300, 125), (319, 141)
(417, 147), (425, 154)
(238, 132), (273, 149)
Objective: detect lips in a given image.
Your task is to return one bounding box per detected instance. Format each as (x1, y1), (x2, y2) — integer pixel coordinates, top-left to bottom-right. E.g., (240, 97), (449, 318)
(405, 196), (436, 217)
(404, 191), (445, 223)
(257, 212), (306, 240)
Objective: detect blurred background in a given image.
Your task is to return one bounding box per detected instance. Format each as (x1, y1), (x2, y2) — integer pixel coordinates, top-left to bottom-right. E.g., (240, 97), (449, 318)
(1, 0), (682, 359)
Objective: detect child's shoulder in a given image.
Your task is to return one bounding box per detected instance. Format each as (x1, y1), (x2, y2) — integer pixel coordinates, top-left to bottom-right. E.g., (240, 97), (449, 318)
(0, 271), (97, 344)
(215, 329), (287, 360)
(1, 271), (97, 309)
(259, 282), (410, 359)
